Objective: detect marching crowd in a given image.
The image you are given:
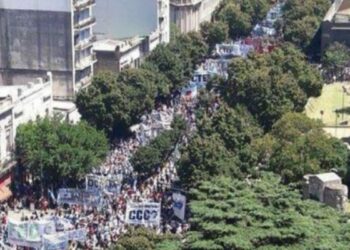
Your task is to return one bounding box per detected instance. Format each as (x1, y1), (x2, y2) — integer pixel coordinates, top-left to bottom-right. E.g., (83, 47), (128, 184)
(0, 92), (197, 250)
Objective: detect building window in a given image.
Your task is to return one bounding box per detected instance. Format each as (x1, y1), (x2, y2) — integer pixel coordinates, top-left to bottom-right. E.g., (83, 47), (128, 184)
(5, 128), (12, 156)
(14, 111), (23, 119)
(43, 96), (51, 102)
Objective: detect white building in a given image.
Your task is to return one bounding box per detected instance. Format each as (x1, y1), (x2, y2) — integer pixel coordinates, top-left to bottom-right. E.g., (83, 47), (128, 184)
(0, 73), (53, 176)
(170, 0), (222, 33)
(159, 0), (171, 44)
(0, 0), (97, 100)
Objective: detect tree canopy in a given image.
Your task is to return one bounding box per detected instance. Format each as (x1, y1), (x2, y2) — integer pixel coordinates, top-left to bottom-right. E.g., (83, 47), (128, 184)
(144, 45), (187, 92)
(322, 42), (350, 81)
(253, 112), (349, 183)
(15, 117), (108, 189)
(281, 0), (331, 51)
(76, 70), (166, 138)
(217, 43), (323, 129)
(112, 227), (180, 250)
(178, 104), (262, 188)
(200, 21), (229, 52)
(184, 173), (350, 250)
(213, 0), (271, 40)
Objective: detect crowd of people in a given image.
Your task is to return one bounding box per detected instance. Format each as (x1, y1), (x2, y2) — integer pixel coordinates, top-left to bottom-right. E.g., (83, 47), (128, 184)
(0, 2), (285, 248)
(0, 88), (198, 249)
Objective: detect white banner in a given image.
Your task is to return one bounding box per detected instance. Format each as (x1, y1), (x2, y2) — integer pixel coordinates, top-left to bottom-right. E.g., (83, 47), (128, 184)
(43, 232), (69, 250)
(67, 228), (87, 243)
(172, 193), (186, 220)
(125, 202), (161, 226)
(7, 219), (56, 248)
(57, 188), (102, 207)
(86, 175), (122, 194)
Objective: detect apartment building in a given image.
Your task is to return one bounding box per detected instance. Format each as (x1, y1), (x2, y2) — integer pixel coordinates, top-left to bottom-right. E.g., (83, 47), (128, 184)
(0, 0), (97, 100)
(170, 0), (222, 33)
(0, 73), (53, 177)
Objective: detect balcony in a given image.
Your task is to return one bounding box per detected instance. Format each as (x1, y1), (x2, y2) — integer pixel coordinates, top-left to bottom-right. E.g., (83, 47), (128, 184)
(73, 0), (96, 10)
(75, 35), (97, 51)
(76, 75), (93, 90)
(74, 16), (96, 30)
(75, 54), (97, 71)
(170, 0), (202, 7)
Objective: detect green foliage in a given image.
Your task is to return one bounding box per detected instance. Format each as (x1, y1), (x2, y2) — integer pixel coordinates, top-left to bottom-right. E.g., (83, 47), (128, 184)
(76, 70), (166, 138)
(200, 21), (229, 51)
(214, 0), (271, 40)
(282, 0), (331, 51)
(145, 44), (187, 91)
(220, 43), (323, 129)
(170, 32), (209, 73)
(322, 42), (350, 80)
(131, 117), (186, 176)
(184, 173), (350, 250)
(216, 2), (252, 39)
(15, 117), (108, 188)
(112, 227), (180, 250)
(253, 112), (349, 183)
(178, 104), (262, 188)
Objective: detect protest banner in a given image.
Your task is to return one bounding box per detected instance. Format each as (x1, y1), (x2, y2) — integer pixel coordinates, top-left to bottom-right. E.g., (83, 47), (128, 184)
(67, 228), (87, 243)
(57, 188), (102, 207)
(43, 232), (69, 250)
(86, 175), (122, 194)
(47, 216), (73, 231)
(7, 220), (29, 247)
(7, 219), (56, 249)
(57, 189), (82, 205)
(125, 202), (161, 226)
(172, 193), (186, 220)
(86, 175), (100, 191)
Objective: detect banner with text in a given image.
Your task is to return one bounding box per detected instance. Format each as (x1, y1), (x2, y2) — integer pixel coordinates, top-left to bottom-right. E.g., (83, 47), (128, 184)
(172, 193), (186, 221)
(67, 228), (87, 243)
(125, 202), (161, 226)
(57, 188), (102, 207)
(43, 232), (69, 250)
(7, 219), (56, 248)
(86, 174), (122, 194)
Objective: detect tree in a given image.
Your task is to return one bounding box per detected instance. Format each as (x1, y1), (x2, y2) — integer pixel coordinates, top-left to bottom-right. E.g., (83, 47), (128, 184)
(322, 42), (350, 81)
(178, 104), (263, 188)
(131, 117), (186, 176)
(220, 44), (323, 129)
(213, 0), (271, 40)
(145, 44), (186, 91)
(282, 0), (331, 51)
(178, 133), (240, 189)
(253, 112), (349, 183)
(112, 227), (180, 250)
(200, 21), (228, 52)
(167, 32), (208, 78)
(76, 71), (162, 138)
(184, 173), (350, 250)
(216, 3), (252, 39)
(15, 117), (108, 191)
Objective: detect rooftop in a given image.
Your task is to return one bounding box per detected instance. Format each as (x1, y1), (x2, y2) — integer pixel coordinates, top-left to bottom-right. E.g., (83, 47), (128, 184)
(315, 172), (341, 182)
(324, 0), (350, 21)
(93, 37), (143, 52)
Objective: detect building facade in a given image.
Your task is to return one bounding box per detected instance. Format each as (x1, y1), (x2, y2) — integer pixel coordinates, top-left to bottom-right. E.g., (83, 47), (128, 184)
(322, 0), (350, 53)
(92, 0), (170, 75)
(0, 73), (53, 176)
(170, 0), (222, 33)
(0, 0), (96, 100)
